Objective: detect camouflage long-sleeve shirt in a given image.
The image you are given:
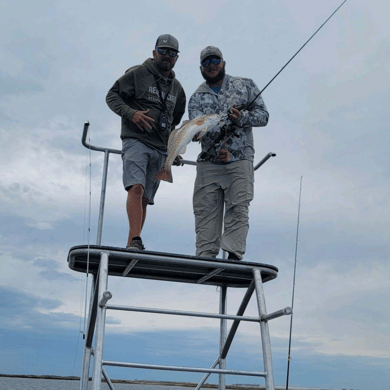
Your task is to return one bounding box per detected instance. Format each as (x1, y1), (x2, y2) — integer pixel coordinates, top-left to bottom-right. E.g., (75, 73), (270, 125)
(188, 74), (269, 163)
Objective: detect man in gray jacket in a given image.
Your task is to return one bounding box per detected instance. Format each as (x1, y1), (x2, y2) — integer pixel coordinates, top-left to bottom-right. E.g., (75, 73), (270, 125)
(106, 34), (186, 250)
(188, 46), (269, 260)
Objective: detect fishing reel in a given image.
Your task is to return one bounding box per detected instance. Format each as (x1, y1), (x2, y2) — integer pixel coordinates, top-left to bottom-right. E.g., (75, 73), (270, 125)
(218, 112), (240, 137)
(227, 103), (246, 116)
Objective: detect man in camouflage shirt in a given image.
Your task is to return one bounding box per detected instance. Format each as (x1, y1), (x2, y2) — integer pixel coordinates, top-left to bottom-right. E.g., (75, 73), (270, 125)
(188, 46), (269, 260)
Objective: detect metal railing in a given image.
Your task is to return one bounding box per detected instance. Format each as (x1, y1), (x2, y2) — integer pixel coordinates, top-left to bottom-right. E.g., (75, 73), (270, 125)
(82, 121), (276, 245)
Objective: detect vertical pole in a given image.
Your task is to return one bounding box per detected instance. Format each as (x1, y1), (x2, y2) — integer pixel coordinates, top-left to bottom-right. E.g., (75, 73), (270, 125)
(286, 176), (303, 390)
(97, 151), (110, 246)
(219, 286), (227, 390)
(80, 347), (92, 390)
(80, 274), (95, 390)
(91, 252), (109, 390)
(253, 269), (275, 390)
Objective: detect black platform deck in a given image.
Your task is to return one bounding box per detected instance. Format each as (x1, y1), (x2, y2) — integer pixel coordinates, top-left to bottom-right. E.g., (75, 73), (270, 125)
(68, 245), (278, 288)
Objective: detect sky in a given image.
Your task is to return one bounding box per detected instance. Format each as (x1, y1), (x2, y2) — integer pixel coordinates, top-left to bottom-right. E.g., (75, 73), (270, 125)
(0, 0), (389, 389)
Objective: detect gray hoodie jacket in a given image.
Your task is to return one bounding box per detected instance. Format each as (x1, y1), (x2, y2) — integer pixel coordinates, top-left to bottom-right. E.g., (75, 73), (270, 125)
(188, 74), (269, 163)
(106, 58), (186, 152)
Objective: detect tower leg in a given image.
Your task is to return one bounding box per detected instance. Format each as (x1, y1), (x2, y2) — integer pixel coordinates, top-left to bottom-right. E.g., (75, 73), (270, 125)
(91, 252), (109, 390)
(80, 274), (96, 390)
(219, 285), (227, 390)
(80, 346), (92, 390)
(253, 269), (275, 390)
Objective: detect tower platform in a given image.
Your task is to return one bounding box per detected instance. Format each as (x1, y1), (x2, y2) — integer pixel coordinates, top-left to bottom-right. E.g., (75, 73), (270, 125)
(68, 245), (289, 390)
(68, 245), (278, 288)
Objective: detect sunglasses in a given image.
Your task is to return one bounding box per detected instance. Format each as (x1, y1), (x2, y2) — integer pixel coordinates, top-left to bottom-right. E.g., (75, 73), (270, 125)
(201, 58), (222, 68)
(157, 47), (178, 58)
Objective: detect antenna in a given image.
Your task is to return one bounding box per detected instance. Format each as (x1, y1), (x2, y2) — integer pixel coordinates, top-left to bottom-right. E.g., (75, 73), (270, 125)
(286, 176), (303, 390)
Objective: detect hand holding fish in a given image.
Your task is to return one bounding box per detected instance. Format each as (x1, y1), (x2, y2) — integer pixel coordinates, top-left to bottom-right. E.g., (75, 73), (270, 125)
(192, 132), (202, 142)
(155, 113), (221, 183)
(172, 155), (183, 166)
(132, 109), (154, 130)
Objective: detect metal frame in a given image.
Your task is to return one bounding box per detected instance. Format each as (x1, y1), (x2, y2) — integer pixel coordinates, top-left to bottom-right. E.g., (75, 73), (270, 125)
(75, 122), (286, 390)
(70, 247), (291, 390)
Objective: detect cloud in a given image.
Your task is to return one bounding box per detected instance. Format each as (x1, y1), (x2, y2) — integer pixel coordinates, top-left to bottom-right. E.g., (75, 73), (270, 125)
(0, 286), (73, 331)
(0, 0), (389, 388)
(161, 0), (227, 24)
(0, 116), (104, 229)
(0, 28), (53, 99)
(0, 70), (45, 98)
(281, 261), (390, 358)
(33, 257), (78, 281)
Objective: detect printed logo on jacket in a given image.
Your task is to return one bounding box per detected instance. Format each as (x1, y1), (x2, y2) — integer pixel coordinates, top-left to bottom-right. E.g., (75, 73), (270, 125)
(148, 86), (177, 104)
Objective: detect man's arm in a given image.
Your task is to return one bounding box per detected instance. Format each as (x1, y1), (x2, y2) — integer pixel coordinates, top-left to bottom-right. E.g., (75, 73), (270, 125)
(106, 71), (154, 130)
(106, 72), (137, 121)
(234, 80), (269, 128)
(188, 93), (208, 141)
(188, 93), (205, 120)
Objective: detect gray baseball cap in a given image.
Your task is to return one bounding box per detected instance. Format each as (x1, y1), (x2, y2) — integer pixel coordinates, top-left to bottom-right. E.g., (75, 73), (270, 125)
(155, 34), (179, 52)
(200, 46), (223, 62)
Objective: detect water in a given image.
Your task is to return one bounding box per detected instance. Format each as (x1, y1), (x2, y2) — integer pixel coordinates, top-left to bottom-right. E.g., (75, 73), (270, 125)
(0, 378), (194, 390)
(0, 378), (335, 390)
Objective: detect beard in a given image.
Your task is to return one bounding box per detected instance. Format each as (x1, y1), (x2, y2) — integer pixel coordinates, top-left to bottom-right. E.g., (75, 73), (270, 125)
(201, 64), (225, 84)
(155, 56), (175, 73)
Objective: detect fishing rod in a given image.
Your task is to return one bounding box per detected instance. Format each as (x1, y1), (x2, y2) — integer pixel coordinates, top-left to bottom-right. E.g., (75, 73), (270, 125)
(200, 0), (348, 160)
(243, 0), (348, 110)
(286, 176), (303, 390)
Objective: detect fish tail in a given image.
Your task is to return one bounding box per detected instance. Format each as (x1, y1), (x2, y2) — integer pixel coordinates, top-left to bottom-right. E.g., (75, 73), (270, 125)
(155, 166), (173, 183)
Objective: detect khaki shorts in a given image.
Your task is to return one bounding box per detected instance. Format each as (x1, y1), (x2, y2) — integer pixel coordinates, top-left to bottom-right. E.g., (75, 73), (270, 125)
(122, 139), (166, 205)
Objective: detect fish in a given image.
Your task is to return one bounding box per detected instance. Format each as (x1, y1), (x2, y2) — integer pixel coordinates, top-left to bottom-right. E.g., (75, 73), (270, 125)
(155, 113), (221, 183)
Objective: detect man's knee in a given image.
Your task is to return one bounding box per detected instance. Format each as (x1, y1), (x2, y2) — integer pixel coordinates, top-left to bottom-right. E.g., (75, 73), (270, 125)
(226, 202), (249, 218)
(128, 184), (144, 197)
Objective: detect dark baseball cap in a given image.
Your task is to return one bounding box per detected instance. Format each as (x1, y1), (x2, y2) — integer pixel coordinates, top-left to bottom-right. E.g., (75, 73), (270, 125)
(200, 46), (223, 62)
(155, 34), (179, 52)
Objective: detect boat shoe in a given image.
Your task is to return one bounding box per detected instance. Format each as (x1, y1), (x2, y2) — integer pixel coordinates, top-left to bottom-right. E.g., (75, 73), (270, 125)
(126, 236), (145, 251)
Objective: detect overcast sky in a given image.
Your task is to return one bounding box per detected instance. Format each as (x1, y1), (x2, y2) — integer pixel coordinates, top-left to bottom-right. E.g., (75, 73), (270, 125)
(1, 0), (389, 389)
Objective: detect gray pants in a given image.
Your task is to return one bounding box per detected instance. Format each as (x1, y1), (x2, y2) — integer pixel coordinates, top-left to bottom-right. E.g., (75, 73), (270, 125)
(193, 160), (254, 260)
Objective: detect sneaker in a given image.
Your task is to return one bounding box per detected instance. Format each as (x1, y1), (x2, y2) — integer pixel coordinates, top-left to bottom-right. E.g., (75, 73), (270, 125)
(228, 252), (241, 261)
(126, 236), (145, 251)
